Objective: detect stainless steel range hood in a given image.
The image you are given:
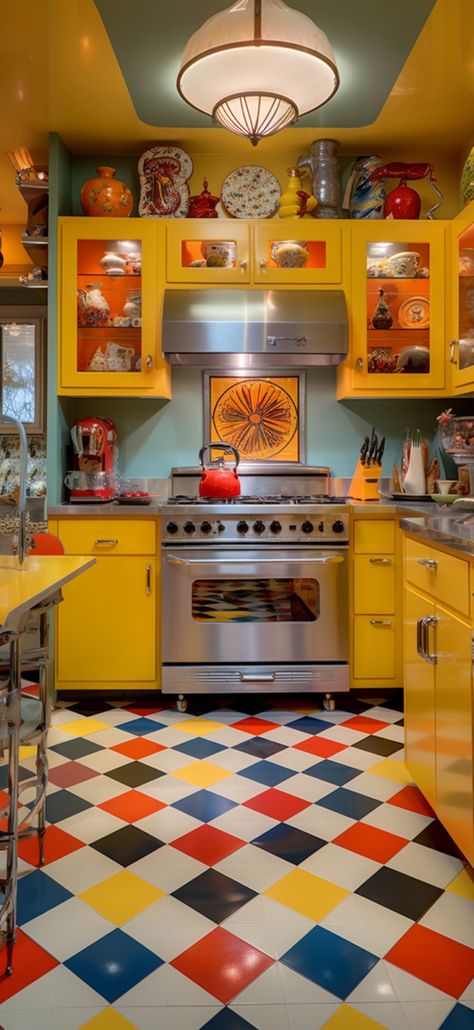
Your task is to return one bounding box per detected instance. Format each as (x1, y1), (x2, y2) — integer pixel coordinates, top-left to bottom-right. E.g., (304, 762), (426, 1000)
(162, 289), (348, 367)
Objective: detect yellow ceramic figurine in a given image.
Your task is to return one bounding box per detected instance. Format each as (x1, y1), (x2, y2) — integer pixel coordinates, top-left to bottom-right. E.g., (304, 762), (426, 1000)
(278, 167), (318, 219)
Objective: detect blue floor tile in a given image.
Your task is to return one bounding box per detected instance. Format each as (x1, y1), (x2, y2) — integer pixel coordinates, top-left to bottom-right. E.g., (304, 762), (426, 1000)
(251, 823), (325, 864)
(304, 760), (361, 786)
(17, 870), (73, 925)
(286, 717), (334, 734)
(202, 1010), (257, 1029)
(65, 928), (163, 1003)
(173, 738), (226, 759)
(45, 789), (93, 824)
(440, 1004), (474, 1029)
(281, 925), (378, 999)
(317, 787), (381, 820)
(233, 738), (286, 759)
(237, 760), (294, 787)
(172, 789), (237, 823)
(117, 717), (166, 736)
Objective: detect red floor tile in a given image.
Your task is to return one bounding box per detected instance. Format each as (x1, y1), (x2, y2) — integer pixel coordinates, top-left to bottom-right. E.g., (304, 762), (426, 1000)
(243, 787), (311, 821)
(171, 926), (274, 1003)
(340, 716), (390, 734)
(48, 761), (100, 788)
(171, 824), (245, 866)
(388, 785), (436, 817)
(231, 717), (279, 736)
(111, 738), (167, 760)
(17, 825), (86, 866)
(99, 789), (166, 822)
(333, 822), (409, 863)
(386, 924), (474, 998)
(294, 737), (348, 758)
(123, 705), (166, 715)
(0, 929), (58, 1001)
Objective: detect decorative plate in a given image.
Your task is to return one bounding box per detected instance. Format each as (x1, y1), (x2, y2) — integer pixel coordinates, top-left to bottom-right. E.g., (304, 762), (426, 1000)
(431, 494), (457, 504)
(398, 296), (430, 329)
(138, 146), (193, 218)
(221, 166), (281, 219)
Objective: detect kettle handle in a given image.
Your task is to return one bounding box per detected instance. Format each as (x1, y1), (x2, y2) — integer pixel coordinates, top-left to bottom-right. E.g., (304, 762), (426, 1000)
(199, 442), (240, 470)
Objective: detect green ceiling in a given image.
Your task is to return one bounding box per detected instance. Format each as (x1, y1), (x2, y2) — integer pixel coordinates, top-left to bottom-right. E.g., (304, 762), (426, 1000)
(94, 0), (437, 130)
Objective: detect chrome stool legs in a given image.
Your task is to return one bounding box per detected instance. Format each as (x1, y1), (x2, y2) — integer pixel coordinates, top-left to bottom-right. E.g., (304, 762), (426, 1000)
(0, 632), (21, 975)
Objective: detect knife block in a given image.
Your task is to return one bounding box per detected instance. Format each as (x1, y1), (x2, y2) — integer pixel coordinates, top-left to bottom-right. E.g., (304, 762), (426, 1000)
(349, 459), (382, 501)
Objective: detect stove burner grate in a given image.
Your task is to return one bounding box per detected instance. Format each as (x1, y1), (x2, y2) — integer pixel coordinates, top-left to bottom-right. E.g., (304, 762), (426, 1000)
(167, 495), (348, 505)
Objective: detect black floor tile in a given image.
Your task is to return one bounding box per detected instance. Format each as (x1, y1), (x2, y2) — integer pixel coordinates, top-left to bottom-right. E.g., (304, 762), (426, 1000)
(233, 737), (286, 759)
(251, 823), (325, 865)
(90, 825), (164, 866)
(352, 736), (403, 757)
(172, 868), (256, 924)
(413, 820), (463, 859)
(105, 761), (165, 788)
(356, 866), (443, 920)
(201, 1010), (257, 1029)
(304, 760), (360, 786)
(50, 738), (104, 760)
(45, 789), (93, 824)
(317, 788), (381, 821)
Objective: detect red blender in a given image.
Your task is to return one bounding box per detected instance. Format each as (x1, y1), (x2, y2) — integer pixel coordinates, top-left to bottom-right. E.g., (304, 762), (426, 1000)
(67, 417), (118, 501)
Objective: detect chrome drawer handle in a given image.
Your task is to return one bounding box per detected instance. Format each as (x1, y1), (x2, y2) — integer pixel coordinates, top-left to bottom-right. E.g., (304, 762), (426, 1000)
(423, 614), (437, 664)
(240, 673), (275, 682)
(369, 558), (392, 565)
(369, 619), (392, 626)
(95, 539), (118, 546)
(146, 563), (152, 595)
(450, 340), (459, 365)
(417, 558), (438, 570)
(416, 617), (425, 657)
(165, 554), (344, 566)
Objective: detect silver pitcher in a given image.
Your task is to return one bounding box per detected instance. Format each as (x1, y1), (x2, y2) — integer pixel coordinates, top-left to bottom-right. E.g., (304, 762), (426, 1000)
(297, 139), (340, 219)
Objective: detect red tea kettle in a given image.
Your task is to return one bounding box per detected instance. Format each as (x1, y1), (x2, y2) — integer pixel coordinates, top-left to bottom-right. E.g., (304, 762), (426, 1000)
(199, 443), (241, 498)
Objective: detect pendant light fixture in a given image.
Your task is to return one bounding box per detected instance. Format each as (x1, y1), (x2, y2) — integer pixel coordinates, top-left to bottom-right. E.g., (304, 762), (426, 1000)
(177, 0), (339, 146)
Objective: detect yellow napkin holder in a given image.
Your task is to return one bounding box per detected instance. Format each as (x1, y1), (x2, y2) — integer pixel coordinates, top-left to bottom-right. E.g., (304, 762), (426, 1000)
(348, 459), (382, 501)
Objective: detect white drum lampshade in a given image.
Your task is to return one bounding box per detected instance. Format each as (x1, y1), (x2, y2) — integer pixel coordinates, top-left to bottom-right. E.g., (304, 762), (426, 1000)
(177, 0), (339, 146)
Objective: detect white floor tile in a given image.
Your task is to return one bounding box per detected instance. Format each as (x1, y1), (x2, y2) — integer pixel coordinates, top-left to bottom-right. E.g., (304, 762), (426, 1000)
(67, 775), (130, 805)
(301, 842), (381, 890)
(317, 726), (367, 745)
(118, 963), (218, 1008)
(50, 710), (83, 727)
(257, 710), (309, 725)
(136, 807), (201, 843)
(360, 803), (433, 840)
(386, 963), (454, 1002)
(78, 750), (133, 773)
(344, 772), (403, 802)
(209, 749), (260, 772)
(263, 727), (310, 747)
(216, 846), (293, 891)
(279, 773), (336, 803)
(21, 897), (113, 959)
(138, 776), (200, 804)
(419, 891), (474, 949)
(459, 979), (474, 1006)
(125, 915), (214, 962)
(351, 1002), (411, 1029)
(58, 807), (125, 844)
(400, 1000), (456, 1029)
(364, 707), (404, 724)
(278, 963), (339, 1004)
(286, 805), (354, 841)
(347, 960), (400, 1003)
(145, 727), (196, 747)
(210, 774), (269, 804)
(85, 727), (135, 747)
(231, 1003), (290, 1029)
(321, 894), (413, 957)
(233, 963), (286, 1005)
(204, 727), (250, 747)
(143, 748), (196, 771)
(286, 1003), (339, 1030)
(210, 808), (278, 841)
(126, 1006), (220, 1030)
(130, 847), (206, 891)
(2, 966), (105, 1010)
(45, 848), (121, 893)
(49, 1009), (109, 1030)
(269, 748), (321, 772)
(373, 725), (405, 743)
(330, 748), (385, 771)
(1, 1012), (51, 1030)
(386, 841), (465, 889)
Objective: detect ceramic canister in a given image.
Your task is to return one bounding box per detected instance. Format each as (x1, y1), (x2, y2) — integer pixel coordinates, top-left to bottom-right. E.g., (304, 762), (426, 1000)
(80, 167), (133, 217)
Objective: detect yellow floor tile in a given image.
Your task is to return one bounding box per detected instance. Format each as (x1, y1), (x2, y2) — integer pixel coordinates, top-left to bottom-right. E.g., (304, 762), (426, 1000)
(172, 760), (232, 787)
(366, 758), (413, 784)
(322, 1005), (388, 1029)
(446, 865), (474, 900)
(58, 717), (110, 737)
(264, 868), (349, 921)
(79, 1009), (138, 1030)
(19, 745), (36, 758)
(172, 717), (224, 736)
(79, 870), (165, 925)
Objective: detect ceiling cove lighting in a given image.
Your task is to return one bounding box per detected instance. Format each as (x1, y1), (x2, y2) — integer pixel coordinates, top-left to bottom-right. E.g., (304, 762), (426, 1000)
(177, 0), (339, 146)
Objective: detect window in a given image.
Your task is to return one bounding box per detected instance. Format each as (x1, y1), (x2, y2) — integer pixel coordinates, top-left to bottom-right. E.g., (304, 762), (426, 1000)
(0, 309), (46, 432)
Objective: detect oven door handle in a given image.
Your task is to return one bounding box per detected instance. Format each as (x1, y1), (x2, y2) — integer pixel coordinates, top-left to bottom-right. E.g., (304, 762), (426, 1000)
(164, 555), (344, 566)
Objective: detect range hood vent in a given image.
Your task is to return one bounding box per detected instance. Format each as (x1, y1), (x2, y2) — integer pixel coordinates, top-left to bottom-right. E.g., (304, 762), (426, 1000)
(162, 289), (348, 368)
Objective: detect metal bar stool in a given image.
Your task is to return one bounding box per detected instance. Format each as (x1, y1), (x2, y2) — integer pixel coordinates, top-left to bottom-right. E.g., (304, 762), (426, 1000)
(0, 628), (22, 975)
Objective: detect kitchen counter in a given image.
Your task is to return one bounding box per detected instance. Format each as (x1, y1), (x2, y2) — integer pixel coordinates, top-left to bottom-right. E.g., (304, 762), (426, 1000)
(400, 514), (474, 557)
(0, 554), (95, 631)
(48, 499), (440, 517)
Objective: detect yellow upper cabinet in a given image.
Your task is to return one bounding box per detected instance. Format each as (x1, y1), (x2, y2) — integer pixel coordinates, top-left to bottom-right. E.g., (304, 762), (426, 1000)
(253, 222), (343, 285)
(166, 219), (251, 283)
(58, 217), (171, 398)
(337, 220), (447, 398)
(448, 199), (474, 393)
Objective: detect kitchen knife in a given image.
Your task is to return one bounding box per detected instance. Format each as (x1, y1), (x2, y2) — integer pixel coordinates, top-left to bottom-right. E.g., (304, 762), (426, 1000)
(367, 432), (378, 465)
(360, 436), (369, 465)
(375, 436), (386, 465)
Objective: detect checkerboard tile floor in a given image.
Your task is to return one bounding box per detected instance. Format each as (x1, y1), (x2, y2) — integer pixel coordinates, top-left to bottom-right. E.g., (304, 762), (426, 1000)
(1, 691), (473, 1030)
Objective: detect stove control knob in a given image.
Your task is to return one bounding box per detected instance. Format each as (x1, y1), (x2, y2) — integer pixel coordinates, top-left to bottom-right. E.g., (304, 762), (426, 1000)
(301, 520), (314, 534)
(318, 521), (325, 533)
(217, 522), (225, 533)
(270, 520), (282, 534)
(200, 521), (212, 534)
(253, 520), (265, 535)
(236, 520), (249, 534)
(183, 521), (195, 534)
(332, 520), (345, 534)
(166, 521), (179, 535)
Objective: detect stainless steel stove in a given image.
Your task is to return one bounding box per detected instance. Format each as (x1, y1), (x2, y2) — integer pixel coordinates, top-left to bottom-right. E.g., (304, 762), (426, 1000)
(161, 467), (350, 709)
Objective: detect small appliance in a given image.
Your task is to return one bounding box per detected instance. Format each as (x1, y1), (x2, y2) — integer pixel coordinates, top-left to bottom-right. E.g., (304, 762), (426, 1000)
(68, 417), (118, 501)
(199, 443), (241, 498)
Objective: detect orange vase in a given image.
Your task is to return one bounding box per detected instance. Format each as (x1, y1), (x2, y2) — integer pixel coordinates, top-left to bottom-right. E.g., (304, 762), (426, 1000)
(80, 166), (133, 217)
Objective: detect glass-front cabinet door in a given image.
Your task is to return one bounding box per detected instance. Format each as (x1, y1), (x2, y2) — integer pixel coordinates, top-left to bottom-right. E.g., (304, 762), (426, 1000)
(58, 217), (171, 397)
(253, 222), (342, 284)
(346, 222), (446, 395)
(450, 200), (474, 392)
(166, 220), (250, 283)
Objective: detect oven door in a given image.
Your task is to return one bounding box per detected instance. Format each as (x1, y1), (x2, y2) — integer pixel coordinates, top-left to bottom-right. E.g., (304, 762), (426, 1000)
(162, 546), (348, 664)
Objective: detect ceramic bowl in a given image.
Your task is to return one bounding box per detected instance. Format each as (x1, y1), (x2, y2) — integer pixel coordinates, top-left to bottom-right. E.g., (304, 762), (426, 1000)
(271, 241), (309, 268)
(387, 251), (421, 277)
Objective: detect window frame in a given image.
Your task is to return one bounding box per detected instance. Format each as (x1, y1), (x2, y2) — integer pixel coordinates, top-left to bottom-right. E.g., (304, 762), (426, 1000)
(0, 305), (46, 433)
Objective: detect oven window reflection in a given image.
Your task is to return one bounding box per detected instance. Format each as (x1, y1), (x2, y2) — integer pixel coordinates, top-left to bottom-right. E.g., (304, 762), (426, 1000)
(192, 578), (319, 623)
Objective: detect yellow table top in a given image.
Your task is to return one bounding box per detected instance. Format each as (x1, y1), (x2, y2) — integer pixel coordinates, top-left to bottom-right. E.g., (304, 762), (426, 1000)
(0, 555), (95, 631)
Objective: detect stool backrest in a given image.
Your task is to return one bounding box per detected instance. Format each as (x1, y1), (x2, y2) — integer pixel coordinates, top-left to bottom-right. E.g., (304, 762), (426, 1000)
(30, 533), (65, 555)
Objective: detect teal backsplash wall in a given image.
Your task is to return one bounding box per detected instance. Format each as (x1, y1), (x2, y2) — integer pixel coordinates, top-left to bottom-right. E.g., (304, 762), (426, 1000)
(71, 367), (455, 480)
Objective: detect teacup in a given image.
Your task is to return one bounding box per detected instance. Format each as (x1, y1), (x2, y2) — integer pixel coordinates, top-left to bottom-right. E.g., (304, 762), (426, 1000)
(435, 479), (459, 494)
(387, 251), (421, 277)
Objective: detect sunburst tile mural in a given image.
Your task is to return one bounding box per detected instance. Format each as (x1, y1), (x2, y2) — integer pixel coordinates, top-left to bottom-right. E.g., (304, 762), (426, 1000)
(206, 374), (303, 462)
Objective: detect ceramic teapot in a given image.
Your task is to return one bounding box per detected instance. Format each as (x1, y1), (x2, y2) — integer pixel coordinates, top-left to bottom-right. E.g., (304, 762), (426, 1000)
(77, 283), (110, 327)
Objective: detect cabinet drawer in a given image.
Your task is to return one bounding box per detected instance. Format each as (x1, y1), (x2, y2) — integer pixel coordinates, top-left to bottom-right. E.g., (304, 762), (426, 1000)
(353, 555), (395, 613)
(405, 536), (469, 615)
(354, 520), (395, 554)
(353, 616), (396, 679)
(57, 519), (156, 555)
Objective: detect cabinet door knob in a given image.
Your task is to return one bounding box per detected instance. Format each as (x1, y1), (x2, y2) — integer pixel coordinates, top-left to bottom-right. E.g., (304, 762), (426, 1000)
(450, 340), (459, 365)
(356, 357), (364, 371)
(259, 258), (267, 270)
(239, 259), (247, 271)
(369, 558), (392, 565)
(417, 558), (438, 570)
(369, 619), (392, 626)
(145, 354), (153, 370)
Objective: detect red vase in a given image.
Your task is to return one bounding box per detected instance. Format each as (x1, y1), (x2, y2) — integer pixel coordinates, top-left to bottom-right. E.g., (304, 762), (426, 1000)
(384, 181), (421, 219)
(80, 167), (133, 217)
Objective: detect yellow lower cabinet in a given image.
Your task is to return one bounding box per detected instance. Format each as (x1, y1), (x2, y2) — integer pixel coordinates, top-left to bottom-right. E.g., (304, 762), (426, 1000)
(435, 603), (473, 864)
(57, 556), (156, 687)
(353, 616), (396, 680)
(353, 555), (395, 613)
(403, 586), (436, 808)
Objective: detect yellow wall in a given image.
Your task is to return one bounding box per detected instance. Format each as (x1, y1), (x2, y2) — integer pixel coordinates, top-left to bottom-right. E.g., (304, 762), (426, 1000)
(0, 224), (33, 273)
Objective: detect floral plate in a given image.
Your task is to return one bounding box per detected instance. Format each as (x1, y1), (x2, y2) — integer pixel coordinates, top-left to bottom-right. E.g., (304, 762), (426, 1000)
(137, 146), (193, 218)
(221, 165), (281, 219)
(398, 296), (430, 329)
